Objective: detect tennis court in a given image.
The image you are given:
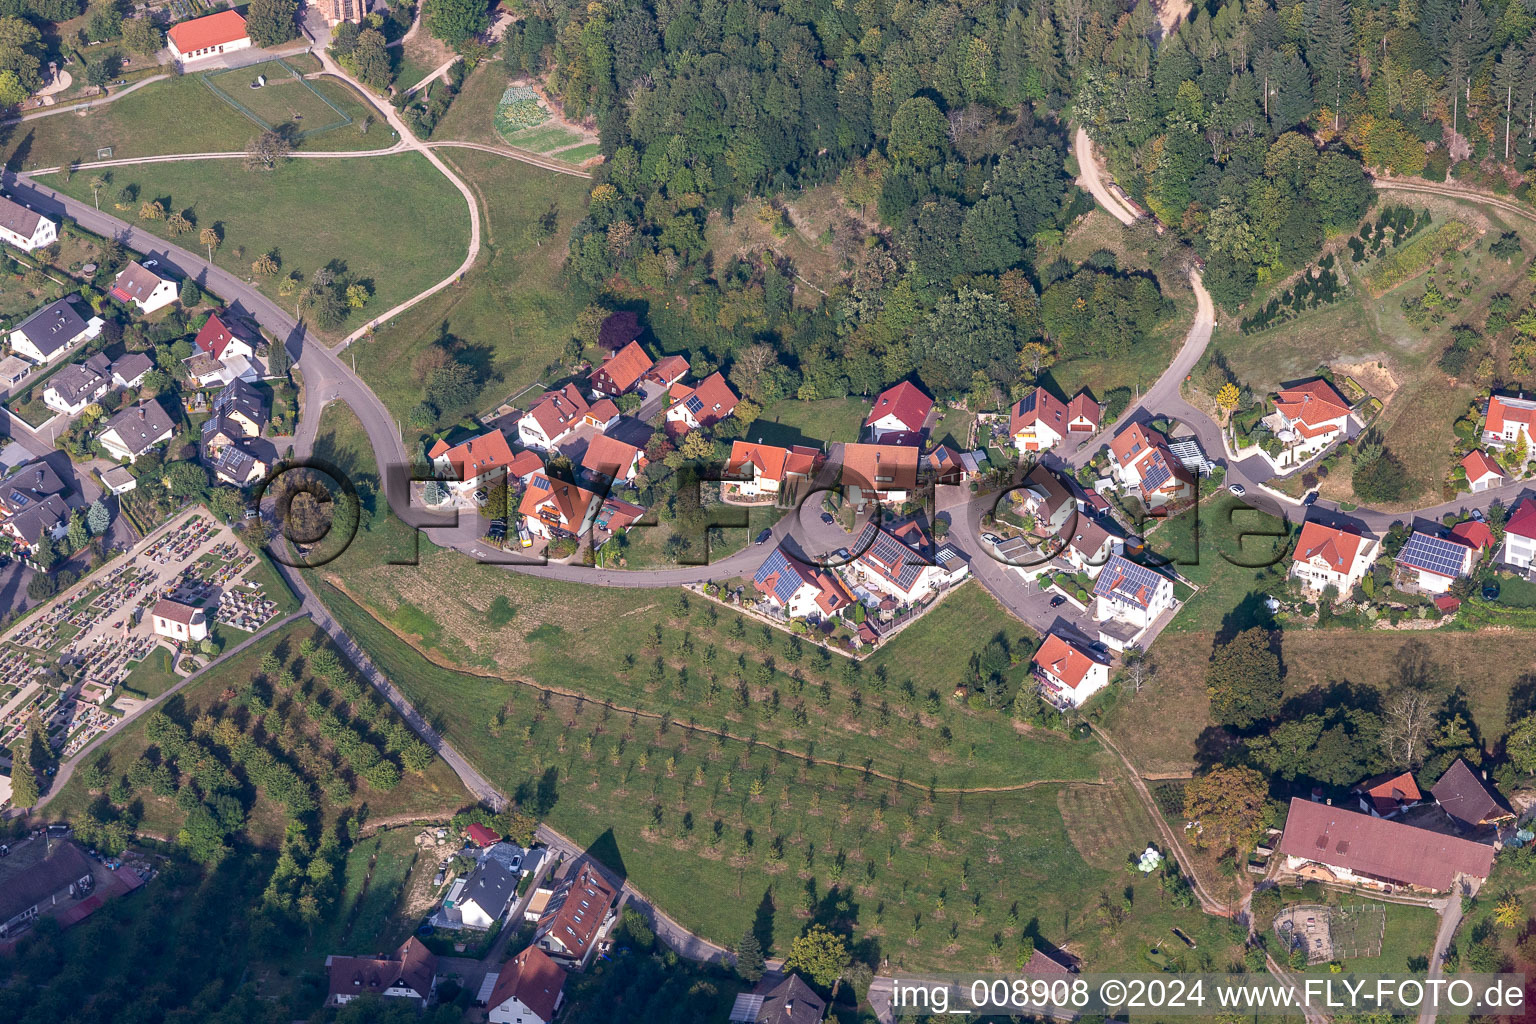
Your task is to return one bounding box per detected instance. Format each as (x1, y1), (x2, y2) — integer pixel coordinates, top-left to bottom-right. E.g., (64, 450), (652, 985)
(200, 59), (352, 138)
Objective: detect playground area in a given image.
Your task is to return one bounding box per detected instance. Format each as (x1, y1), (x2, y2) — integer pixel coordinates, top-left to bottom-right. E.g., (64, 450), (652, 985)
(201, 59), (353, 138)
(1274, 903), (1387, 965)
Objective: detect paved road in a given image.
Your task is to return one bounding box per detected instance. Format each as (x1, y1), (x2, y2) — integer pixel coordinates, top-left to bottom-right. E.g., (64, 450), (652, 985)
(1418, 894), (1462, 1024)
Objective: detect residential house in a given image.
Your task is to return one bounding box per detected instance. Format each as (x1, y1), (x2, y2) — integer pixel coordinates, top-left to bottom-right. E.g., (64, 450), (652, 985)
(1449, 519), (1495, 555)
(1011, 465), (1075, 537)
(1031, 632), (1110, 708)
(589, 339), (654, 397)
(519, 474), (597, 540)
(517, 384), (593, 451)
(194, 312), (258, 362)
(580, 433), (644, 485)
(111, 262), (178, 314)
(841, 443), (919, 506)
(1502, 499), (1536, 572)
(324, 937), (437, 1007)
(1482, 393), (1536, 451)
(1461, 450), (1506, 492)
(753, 544), (855, 621)
(9, 296), (103, 365)
(110, 352), (154, 390)
(507, 450), (547, 486)
(643, 354), (689, 389)
(467, 823), (500, 847)
(99, 465), (137, 495)
(1092, 554), (1175, 631)
(665, 372), (739, 434)
(428, 429), (517, 496)
(0, 460), (71, 555)
(99, 401), (175, 462)
(1351, 771), (1422, 818)
(485, 945), (566, 1024)
(1108, 422), (1192, 508)
(456, 855), (519, 930)
(1392, 531), (1477, 595)
(1289, 520), (1379, 595)
(209, 379), (267, 437)
(850, 522), (962, 606)
(724, 440), (818, 499)
(1432, 759), (1515, 833)
(1009, 387), (1069, 453)
(534, 863), (618, 963)
(864, 381), (932, 444)
(3, 493), (70, 557)
(0, 840), (94, 939)
(42, 353), (111, 416)
(1057, 517), (1121, 576)
(0, 196), (57, 252)
(207, 442), (269, 488)
(1066, 392), (1102, 434)
(728, 974), (827, 1024)
(1269, 378), (1353, 461)
(167, 9), (251, 63)
(1275, 797), (1494, 892)
(151, 599), (208, 642)
(926, 445), (985, 485)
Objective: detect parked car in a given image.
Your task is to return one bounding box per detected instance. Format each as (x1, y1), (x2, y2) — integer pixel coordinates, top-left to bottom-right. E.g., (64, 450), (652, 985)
(982, 533), (1001, 545)
(755, 528), (772, 544)
(820, 512), (836, 525)
(517, 523), (532, 548)
(473, 489), (488, 506)
(1049, 595), (1067, 608)
(1228, 484), (1246, 496)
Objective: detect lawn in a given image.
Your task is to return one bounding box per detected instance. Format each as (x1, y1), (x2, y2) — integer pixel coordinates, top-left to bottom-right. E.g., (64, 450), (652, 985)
(0, 73), (392, 173)
(349, 148), (590, 423)
(317, 828), (424, 955)
(756, 397), (868, 447)
(1141, 493), (1295, 636)
(204, 62), (354, 135)
(120, 646), (178, 699)
(51, 152), (470, 343)
(430, 60), (506, 146)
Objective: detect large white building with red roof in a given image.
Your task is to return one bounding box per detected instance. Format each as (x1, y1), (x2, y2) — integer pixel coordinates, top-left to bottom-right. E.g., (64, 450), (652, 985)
(167, 10), (251, 63)
(753, 543), (855, 621)
(485, 945), (566, 1024)
(1030, 632), (1110, 708)
(1482, 392), (1536, 452)
(1289, 520), (1379, 594)
(864, 381), (933, 444)
(1502, 498), (1536, 572)
(1108, 422), (1191, 508)
(579, 433), (644, 484)
(519, 474), (598, 540)
(1269, 378), (1353, 462)
(1009, 388), (1100, 453)
(517, 384), (608, 450)
(724, 440), (818, 498)
(428, 428), (517, 495)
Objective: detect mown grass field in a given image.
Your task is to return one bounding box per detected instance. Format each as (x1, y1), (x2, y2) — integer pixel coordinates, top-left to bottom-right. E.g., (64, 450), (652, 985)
(757, 396), (869, 447)
(308, 401), (1247, 970)
(120, 646), (178, 699)
(0, 73), (392, 173)
(350, 148), (590, 422)
(51, 152), (468, 342)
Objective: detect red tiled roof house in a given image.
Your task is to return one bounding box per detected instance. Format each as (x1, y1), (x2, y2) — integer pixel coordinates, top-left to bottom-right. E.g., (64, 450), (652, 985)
(1270, 378), (1353, 464)
(1482, 392), (1536, 451)
(517, 384), (592, 451)
(588, 340), (654, 398)
(428, 429), (518, 495)
(665, 372), (739, 434)
(1276, 797), (1494, 892)
(865, 381), (933, 444)
(724, 440), (818, 499)
(1460, 450), (1506, 493)
(1502, 498), (1536, 572)
(1289, 520), (1379, 595)
(1030, 632), (1109, 708)
(486, 945), (566, 1024)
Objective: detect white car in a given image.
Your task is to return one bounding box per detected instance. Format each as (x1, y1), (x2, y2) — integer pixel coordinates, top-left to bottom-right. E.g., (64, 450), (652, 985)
(1228, 484), (1245, 497)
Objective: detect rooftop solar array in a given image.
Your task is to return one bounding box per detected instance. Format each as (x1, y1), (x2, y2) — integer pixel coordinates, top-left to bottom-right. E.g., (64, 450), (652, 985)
(1093, 554), (1167, 608)
(684, 394), (704, 415)
(1140, 453), (1172, 492)
(1396, 532), (1472, 579)
(754, 545), (807, 603)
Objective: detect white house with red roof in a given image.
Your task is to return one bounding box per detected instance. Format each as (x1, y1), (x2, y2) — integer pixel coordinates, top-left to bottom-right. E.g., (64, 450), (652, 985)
(167, 10), (251, 63)
(1009, 387), (1068, 452)
(1268, 378), (1353, 463)
(194, 312), (257, 362)
(1289, 520), (1379, 595)
(848, 522), (962, 605)
(1392, 530), (1478, 595)
(724, 440), (818, 498)
(1066, 392), (1102, 434)
(111, 261), (177, 314)
(579, 433), (644, 484)
(1450, 519), (1495, 554)
(753, 544), (855, 621)
(519, 474), (598, 540)
(665, 372), (739, 434)
(643, 354), (690, 389)
(1351, 770), (1422, 819)
(485, 945), (566, 1024)
(588, 340), (653, 398)
(1502, 499), (1536, 572)
(428, 429), (517, 496)
(1092, 554), (1175, 630)
(517, 384), (593, 450)
(1482, 393), (1536, 453)
(1461, 449), (1506, 492)
(864, 381), (933, 444)
(1108, 423), (1192, 508)
(1030, 632), (1109, 708)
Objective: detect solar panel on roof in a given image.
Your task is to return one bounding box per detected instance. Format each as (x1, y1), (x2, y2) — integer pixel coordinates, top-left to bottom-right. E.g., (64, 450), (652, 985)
(755, 546), (806, 604)
(1094, 555), (1166, 607)
(684, 394), (704, 415)
(1397, 533), (1471, 578)
(1140, 458), (1171, 492)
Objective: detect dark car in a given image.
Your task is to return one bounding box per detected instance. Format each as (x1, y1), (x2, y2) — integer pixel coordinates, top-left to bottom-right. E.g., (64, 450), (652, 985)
(755, 528), (772, 544)
(820, 512), (836, 525)
(1049, 595), (1067, 608)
